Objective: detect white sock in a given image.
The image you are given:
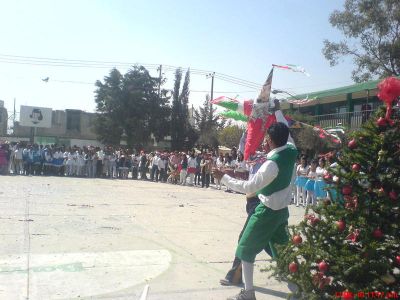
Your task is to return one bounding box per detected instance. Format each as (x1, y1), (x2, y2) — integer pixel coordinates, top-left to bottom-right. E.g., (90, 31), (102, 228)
(242, 261), (254, 291)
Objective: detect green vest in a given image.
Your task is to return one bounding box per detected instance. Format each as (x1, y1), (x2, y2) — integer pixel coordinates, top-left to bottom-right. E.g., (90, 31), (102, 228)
(256, 144), (298, 197)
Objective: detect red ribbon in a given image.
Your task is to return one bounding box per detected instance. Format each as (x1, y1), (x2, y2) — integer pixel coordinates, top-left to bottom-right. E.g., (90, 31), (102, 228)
(344, 195), (358, 211)
(312, 272), (331, 289)
(346, 229), (360, 242)
(377, 77), (400, 126)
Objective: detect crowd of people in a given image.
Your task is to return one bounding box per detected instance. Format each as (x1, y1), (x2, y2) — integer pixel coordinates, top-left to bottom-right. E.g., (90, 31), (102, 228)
(0, 141), (335, 204)
(0, 142), (251, 190)
(294, 155), (331, 206)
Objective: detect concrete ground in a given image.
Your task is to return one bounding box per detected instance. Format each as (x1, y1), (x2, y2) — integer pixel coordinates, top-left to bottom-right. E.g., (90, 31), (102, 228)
(0, 176), (305, 300)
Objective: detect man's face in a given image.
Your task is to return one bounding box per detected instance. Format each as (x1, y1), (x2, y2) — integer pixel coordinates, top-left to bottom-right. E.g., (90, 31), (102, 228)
(262, 134), (272, 152)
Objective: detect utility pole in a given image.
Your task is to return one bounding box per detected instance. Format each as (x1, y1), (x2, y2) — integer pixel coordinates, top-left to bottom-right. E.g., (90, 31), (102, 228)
(13, 98), (16, 124)
(157, 64), (162, 97)
(206, 72), (215, 100)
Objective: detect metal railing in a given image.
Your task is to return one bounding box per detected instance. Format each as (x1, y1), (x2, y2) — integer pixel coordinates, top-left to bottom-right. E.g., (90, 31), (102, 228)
(312, 110), (375, 129)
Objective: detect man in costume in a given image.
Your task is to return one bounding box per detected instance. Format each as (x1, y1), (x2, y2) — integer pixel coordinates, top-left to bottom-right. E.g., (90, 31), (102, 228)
(213, 122), (297, 300)
(220, 100), (284, 287)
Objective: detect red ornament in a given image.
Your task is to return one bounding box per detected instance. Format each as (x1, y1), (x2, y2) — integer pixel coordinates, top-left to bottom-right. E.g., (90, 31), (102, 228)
(389, 190), (398, 201)
(351, 164), (361, 172)
(348, 139), (357, 149)
(395, 255), (400, 265)
(377, 117), (387, 127)
(311, 217), (321, 226)
(318, 261), (329, 273)
(288, 262), (298, 273)
(342, 185), (352, 195)
(373, 228), (383, 239)
(336, 220), (346, 232)
(292, 235), (302, 245)
(341, 290), (354, 300)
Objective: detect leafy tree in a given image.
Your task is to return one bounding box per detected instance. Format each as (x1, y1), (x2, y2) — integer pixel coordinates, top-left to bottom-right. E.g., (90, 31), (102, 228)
(170, 68), (194, 150)
(194, 95), (225, 148)
(291, 126), (339, 158)
(285, 112), (317, 126)
(323, 0), (400, 82)
(94, 66), (170, 149)
(218, 125), (245, 149)
(171, 68), (183, 150)
(94, 68), (124, 145)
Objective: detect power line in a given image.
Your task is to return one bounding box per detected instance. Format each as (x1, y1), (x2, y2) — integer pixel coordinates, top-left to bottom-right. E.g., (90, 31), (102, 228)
(0, 53), (355, 93)
(0, 53), (262, 89)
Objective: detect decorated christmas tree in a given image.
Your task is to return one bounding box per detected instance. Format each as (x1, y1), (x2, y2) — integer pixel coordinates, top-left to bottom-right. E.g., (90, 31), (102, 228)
(270, 77), (400, 299)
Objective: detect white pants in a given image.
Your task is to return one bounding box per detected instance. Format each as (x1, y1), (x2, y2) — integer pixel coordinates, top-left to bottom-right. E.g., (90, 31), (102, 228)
(188, 173), (195, 185)
(180, 169), (187, 185)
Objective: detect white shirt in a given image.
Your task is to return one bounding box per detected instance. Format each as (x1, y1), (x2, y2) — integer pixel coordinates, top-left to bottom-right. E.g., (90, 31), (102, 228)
(152, 156), (160, 167)
(297, 164), (309, 176)
(188, 157), (197, 168)
(157, 158), (166, 169)
(221, 143), (296, 210)
(15, 149), (23, 160)
(316, 166), (326, 180)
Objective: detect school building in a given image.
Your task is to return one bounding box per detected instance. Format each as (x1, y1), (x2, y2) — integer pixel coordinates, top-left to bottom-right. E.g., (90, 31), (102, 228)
(280, 79), (383, 129)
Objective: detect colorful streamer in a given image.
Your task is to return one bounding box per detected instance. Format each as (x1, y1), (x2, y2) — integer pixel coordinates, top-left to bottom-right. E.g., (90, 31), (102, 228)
(272, 64), (310, 77)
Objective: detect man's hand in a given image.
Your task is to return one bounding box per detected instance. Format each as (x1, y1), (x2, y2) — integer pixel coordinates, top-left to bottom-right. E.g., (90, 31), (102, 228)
(212, 168), (224, 181)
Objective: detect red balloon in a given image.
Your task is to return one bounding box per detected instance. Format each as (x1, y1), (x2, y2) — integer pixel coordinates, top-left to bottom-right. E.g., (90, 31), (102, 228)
(348, 139), (357, 149)
(288, 262), (298, 273)
(292, 235), (302, 245)
(318, 261), (329, 273)
(336, 220), (346, 232)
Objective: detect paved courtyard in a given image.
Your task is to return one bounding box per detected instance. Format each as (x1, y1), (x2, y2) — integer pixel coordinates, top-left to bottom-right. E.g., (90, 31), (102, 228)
(0, 176), (304, 300)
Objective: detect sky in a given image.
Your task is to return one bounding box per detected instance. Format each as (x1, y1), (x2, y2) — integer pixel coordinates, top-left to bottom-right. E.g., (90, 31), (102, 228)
(0, 0), (355, 121)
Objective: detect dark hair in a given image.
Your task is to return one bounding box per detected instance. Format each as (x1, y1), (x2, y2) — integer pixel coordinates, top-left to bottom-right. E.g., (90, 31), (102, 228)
(267, 122), (289, 147)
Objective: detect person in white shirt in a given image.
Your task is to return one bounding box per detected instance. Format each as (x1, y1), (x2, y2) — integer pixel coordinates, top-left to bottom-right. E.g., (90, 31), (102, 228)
(66, 149), (75, 176)
(77, 150), (86, 176)
(97, 148), (104, 178)
(295, 156), (309, 206)
(187, 152), (197, 186)
(234, 152), (248, 180)
(14, 144), (24, 175)
(151, 152), (160, 182)
(305, 160), (318, 206)
(213, 122), (297, 300)
(109, 152), (117, 179)
(314, 157), (327, 200)
(157, 154), (166, 182)
(215, 153), (225, 190)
